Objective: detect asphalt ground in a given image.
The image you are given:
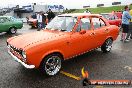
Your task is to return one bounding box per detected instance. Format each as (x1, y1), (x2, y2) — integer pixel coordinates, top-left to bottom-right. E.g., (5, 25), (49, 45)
(0, 24), (132, 88)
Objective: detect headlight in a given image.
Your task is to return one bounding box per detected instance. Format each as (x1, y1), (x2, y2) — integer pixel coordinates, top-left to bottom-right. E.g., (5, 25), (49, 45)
(22, 51), (27, 62)
(22, 51), (26, 58)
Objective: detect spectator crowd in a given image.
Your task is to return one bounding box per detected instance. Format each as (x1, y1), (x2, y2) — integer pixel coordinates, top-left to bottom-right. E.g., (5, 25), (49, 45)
(29, 9), (55, 31)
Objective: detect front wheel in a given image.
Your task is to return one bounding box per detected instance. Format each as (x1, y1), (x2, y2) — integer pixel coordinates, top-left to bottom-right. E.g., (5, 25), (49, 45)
(40, 54), (62, 76)
(101, 38), (113, 53)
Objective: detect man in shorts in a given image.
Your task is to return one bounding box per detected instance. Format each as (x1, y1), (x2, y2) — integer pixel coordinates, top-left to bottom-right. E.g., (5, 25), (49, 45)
(121, 5), (132, 42)
(126, 7), (132, 39)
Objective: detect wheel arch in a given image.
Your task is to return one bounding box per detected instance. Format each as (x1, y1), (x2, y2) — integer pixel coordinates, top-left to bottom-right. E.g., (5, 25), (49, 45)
(9, 26), (17, 30)
(105, 36), (113, 42)
(39, 51), (64, 68)
(102, 36), (113, 46)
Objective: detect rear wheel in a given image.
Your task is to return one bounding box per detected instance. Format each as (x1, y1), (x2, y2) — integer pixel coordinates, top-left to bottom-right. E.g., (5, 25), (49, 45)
(8, 27), (17, 34)
(101, 38), (113, 53)
(40, 54), (62, 76)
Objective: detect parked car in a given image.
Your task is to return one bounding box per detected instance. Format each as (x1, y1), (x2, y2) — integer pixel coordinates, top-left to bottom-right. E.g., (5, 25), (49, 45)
(0, 16), (23, 34)
(100, 13), (121, 27)
(7, 13), (119, 76)
(28, 14), (48, 28)
(28, 18), (38, 28)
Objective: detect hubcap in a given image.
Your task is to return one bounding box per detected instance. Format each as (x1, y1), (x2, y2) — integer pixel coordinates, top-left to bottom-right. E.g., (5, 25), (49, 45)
(45, 56), (61, 75)
(11, 28), (16, 34)
(106, 39), (113, 51)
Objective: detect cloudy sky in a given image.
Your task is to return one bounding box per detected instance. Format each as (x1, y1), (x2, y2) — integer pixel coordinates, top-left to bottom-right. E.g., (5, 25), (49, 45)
(0, 0), (132, 8)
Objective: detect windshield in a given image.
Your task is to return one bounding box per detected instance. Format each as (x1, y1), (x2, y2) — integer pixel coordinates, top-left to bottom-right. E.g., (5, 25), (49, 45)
(101, 14), (109, 19)
(46, 16), (77, 32)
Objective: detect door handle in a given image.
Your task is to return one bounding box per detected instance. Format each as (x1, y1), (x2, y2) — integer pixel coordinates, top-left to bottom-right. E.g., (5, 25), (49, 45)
(105, 29), (109, 31)
(66, 41), (70, 45)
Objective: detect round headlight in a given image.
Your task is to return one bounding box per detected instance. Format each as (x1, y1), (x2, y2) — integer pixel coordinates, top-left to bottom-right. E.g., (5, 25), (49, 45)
(22, 51), (26, 58)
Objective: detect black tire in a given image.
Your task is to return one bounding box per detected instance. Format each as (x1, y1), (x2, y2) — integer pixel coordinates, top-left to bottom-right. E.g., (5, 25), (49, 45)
(101, 38), (113, 53)
(40, 53), (62, 76)
(8, 27), (17, 34)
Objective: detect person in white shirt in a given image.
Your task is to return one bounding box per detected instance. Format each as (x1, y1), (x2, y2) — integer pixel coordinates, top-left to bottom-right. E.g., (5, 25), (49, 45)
(37, 12), (43, 31)
(84, 9), (91, 14)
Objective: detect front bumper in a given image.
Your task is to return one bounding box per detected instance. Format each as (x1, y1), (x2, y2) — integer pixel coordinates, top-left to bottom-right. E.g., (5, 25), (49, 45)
(8, 50), (35, 69)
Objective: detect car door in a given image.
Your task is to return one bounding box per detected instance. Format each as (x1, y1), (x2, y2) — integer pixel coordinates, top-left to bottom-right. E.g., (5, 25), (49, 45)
(0, 18), (7, 32)
(66, 17), (96, 57)
(0, 17), (11, 32)
(91, 17), (109, 48)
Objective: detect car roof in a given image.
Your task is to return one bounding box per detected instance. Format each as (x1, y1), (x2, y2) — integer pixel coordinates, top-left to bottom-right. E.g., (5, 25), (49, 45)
(0, 16), (12, 18)
(58, 13), (101, 17)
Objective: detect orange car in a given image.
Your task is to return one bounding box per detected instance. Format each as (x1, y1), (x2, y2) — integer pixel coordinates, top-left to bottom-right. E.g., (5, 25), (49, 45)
(7, 13), (119, 76)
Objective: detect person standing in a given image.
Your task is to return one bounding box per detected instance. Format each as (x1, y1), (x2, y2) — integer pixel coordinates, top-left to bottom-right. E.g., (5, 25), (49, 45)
(84, 9), (91, 14)
(42, 12), (46, 29)
(47, 9), (55, 22)
(37, 12), (43, 31)
(109, 11), (117, 20)
(121, 5), (132, 42)
(126, 8), (132, 39)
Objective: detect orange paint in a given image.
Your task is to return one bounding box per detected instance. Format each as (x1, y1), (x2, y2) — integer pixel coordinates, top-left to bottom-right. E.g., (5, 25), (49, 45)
(7, 13), (119, 68)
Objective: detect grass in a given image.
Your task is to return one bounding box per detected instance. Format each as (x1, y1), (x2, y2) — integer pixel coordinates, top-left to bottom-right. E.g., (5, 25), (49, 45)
(72, 5), (132, 14)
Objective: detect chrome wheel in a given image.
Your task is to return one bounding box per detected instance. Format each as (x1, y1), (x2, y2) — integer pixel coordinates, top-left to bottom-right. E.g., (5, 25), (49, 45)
(10, 28), (17, 34)
(106, 39), (113, 52)
(101, 38), (113, 53)
(45, 56), (61, 76)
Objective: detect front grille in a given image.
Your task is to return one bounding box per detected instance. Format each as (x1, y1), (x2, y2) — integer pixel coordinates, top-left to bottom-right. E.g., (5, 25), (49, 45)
(8, 45), (23, 60)
(10, 45), (22, 55)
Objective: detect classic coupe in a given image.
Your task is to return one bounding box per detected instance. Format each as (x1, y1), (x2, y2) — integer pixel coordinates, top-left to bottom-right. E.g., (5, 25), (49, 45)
(100, 13), (121, 27)
(7, 13), (119, 76)
(0, 16), (23, 34)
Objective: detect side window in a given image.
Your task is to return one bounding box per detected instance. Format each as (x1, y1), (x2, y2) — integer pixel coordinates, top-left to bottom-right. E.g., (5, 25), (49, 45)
(92, 18), (100, 29)
(80, 18), (91, 30)
(92, 18), (106, 29)
(5, 17), (11, 22)
(76, 23), (81, 32)
(109, 15), (118, 20)
(66, 17), (77, 32)
(100, 19), (106, 27)
(0, 18), (5, 23)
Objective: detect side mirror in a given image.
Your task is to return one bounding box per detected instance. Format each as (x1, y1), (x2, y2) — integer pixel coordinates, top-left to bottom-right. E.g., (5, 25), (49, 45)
(80, 30), (86, 34)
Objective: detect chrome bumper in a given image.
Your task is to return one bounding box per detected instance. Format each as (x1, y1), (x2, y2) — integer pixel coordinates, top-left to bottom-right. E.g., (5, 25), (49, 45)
(8, 50), (35, 69)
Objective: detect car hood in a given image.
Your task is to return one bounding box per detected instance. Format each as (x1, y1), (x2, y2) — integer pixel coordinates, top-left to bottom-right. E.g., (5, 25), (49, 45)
(8, 30), (68, 50)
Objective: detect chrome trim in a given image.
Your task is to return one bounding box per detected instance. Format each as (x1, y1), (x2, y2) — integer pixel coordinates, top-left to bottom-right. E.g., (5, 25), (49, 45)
(65, 46), (101, 60)
(8, 50), (35, 69)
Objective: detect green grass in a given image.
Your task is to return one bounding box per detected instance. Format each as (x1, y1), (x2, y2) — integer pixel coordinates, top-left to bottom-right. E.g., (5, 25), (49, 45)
(72, 5), (132, 14)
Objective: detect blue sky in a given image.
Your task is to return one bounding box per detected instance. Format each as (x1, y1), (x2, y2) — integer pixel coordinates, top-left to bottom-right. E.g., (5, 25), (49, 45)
(0, 0), (132, 8)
